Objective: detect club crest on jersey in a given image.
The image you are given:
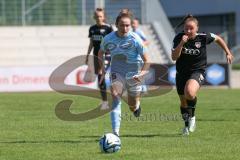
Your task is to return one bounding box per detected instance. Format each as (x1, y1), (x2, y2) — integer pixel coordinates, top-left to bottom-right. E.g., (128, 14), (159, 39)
(195, 42), (201, 48)
(199, 74), (204, 82)
(105, 42), (117, 51)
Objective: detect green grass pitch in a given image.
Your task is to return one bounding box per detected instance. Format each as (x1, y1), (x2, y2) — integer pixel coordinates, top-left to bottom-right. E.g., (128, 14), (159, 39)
(0, 89), (240, 160)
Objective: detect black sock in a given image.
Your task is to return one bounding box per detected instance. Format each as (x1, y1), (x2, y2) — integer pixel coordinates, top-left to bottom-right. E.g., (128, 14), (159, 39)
(187, 108), (193, 118)
(192, 108), (195, 117)
(100, 89), (107, 101)
(186, 97), (197, 107)
(180, 107), (190, 127)
(187, 97), (197, 117)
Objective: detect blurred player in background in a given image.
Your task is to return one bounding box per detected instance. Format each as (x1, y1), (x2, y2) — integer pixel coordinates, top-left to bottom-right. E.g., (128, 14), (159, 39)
(132, 18), (149, 46)
(132, 17), (150, 93)
(171, 14), (234, 135)
(98, 9), (149, 136)
(85, 8), (113, 109)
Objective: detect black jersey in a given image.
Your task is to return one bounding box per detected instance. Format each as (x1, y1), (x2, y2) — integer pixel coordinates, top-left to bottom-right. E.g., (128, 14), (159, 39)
(173, 32), (216, 74)
(88, 24), (113, 56)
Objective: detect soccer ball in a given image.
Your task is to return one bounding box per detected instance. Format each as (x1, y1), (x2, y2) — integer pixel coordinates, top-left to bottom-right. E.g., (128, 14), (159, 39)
(99, 133), (121, 153)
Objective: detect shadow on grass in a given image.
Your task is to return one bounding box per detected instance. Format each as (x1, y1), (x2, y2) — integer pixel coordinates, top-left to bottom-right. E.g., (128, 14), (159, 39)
(121, 133), (181, 138)
(209, 108), (240, 111)
(1, 133), (183, 144)
(79, 133), (180, 138)
(197, 118), (234, 122)
(0, 139), (98, 144)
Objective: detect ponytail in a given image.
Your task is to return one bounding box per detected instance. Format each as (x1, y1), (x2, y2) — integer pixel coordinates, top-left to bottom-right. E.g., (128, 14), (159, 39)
(174, 14), (194, 30)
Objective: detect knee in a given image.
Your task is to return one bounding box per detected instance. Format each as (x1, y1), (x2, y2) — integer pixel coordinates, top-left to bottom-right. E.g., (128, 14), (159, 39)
(111, 82), (123, 97)
(184, 89), (196, 100)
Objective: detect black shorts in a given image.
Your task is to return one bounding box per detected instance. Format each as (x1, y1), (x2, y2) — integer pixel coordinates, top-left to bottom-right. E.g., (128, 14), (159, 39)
(176, 71), (206, 95)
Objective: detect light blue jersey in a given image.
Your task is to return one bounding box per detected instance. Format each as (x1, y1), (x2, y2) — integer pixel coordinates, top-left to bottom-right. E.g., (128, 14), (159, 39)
(100, 31), (147, 75)
(133, 28), (147, 41)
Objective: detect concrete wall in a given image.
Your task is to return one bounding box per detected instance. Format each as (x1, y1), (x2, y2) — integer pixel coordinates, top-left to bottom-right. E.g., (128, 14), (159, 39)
(160, 0), (240, 44)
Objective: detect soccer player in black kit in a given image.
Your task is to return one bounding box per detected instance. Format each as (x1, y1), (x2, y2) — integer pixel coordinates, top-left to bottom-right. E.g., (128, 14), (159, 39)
(171, 15), (234, 135)
(85, 8), (113, 109)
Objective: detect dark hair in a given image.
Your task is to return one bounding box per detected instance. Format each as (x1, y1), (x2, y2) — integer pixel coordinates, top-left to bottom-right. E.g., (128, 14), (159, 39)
(115, 8), (134, 25)
(174, 14), (198, 30)
(133, 17), (140, 21)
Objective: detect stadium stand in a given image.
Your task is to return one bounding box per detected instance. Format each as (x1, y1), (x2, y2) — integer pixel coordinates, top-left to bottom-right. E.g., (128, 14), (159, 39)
(0, 25), (167, 67)
(0, 26), (89, 66)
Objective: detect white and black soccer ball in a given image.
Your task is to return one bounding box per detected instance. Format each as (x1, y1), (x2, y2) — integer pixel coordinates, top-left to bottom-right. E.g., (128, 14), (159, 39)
(99, 133), (121, 153)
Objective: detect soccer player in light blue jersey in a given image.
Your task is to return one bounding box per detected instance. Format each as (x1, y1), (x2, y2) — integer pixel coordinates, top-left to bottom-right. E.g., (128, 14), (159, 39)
(98, 9), (150, 136)
(132, 18), (149, 46)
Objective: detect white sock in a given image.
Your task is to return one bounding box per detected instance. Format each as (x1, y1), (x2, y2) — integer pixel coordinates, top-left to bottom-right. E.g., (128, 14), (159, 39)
(111, 97), (121, 136)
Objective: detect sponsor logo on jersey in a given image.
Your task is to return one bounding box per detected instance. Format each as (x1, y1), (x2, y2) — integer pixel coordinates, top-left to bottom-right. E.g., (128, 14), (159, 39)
(119, 40), (134, 49)
(100, 29), (106, 34)
(183, 48), (200, 56)
(92, 35), (103, 41)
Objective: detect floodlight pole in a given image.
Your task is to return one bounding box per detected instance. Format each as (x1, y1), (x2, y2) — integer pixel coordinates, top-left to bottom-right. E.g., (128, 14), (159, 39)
(1, 0), (6, 24)
(81, 0), (86, 25)
(22, 0), (26, 26)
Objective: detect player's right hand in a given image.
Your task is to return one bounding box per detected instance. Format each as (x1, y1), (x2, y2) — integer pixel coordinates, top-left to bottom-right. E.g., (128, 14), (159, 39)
(181, 35), (189, 44)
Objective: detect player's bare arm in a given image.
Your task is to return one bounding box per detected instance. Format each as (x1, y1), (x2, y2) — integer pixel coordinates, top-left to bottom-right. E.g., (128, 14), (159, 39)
(215, 35), (234, 64)
(171, 35), (189, 61)
(85, 39), (93, 64)
(133, 53), (150, 82)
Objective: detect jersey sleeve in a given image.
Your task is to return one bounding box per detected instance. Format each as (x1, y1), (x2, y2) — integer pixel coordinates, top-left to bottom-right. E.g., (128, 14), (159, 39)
(206, 32), (216, 44)
(172, 34), (182, 49)
(137, 30), (147, 41)
(135, 36), (147, 55)
(88, 27), (92, 38)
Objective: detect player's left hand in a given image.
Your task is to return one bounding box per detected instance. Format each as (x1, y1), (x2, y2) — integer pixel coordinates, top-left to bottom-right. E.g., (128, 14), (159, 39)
(226, 53), (234, 64)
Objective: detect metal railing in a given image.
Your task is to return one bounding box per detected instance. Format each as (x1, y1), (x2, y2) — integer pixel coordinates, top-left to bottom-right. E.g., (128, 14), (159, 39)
(0, 0), (83, 26)
(231, 45), (240, 63)
(141, 0), (175, 64)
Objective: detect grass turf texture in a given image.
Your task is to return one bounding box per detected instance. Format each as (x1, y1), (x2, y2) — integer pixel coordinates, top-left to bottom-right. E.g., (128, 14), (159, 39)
(232, 63), (240, 70)
(0, 89), (240, 160)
